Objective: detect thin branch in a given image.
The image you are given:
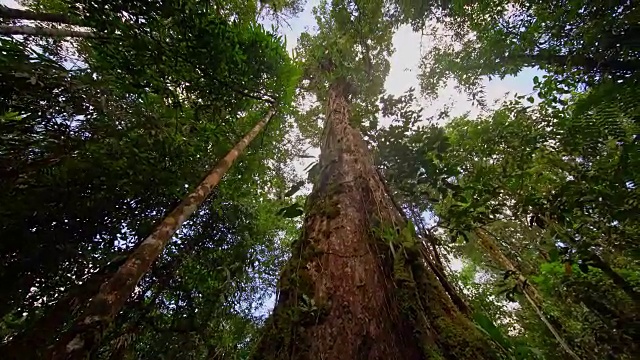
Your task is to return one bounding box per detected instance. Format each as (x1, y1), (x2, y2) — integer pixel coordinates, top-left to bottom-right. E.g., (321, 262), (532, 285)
(523, 290), (582, 360)
(0, 5), (83, 26)
(0, 25), (93, 38)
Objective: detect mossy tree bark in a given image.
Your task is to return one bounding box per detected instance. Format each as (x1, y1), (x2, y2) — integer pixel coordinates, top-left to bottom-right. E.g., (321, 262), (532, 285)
(253, 81), (496, 359)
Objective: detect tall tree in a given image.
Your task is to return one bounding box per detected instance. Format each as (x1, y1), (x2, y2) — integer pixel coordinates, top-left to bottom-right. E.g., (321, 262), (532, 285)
(253, 1), (495, 358)
(49, 108), (276, 359)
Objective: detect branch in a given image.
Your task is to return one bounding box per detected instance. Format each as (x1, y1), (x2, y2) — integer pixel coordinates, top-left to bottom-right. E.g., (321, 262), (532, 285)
(0, 25), (93, 38)
(520, 53), (640, 75)
(214, 77), (275, 104)
(0, 5), (82, 26)
(523, 290), (582, 360)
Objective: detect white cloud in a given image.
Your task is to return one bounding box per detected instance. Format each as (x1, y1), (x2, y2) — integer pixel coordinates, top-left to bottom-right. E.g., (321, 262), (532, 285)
(386, 24), (543, 121)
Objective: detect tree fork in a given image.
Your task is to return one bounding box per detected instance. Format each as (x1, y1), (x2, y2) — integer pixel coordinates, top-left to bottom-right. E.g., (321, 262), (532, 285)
(47, 108), (276, 359)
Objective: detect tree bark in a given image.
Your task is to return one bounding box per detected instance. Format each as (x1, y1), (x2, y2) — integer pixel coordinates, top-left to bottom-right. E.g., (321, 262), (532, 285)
(0, 6), (82, 26)
(0, 257), (125, 360)
(253, 81), (494, 359)
(474, 228), (581, 360)
(0, 25), (93, 38)
(47, 108), (275, 359)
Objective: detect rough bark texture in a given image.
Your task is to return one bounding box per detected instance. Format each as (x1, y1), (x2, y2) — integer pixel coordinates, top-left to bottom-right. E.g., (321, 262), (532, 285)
(47, 110), (275, 359)
(0, 25), (92, 38)
(253, 82), (495, 360)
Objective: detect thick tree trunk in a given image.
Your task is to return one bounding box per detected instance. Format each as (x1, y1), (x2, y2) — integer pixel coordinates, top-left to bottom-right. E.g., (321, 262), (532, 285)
(253, 81), (494, 359)
(473, 228), (581, 360)
(0, 25), (93, 38)
(47, 109), (275, 359)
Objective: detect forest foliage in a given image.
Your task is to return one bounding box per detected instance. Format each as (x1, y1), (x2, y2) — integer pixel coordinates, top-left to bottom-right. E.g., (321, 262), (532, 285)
(0, 0), (638, 359)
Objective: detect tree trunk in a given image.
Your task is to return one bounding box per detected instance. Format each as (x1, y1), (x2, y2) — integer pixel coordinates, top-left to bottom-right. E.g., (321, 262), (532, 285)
(47, 109), (275, 359)
(253, 81), (494, 360)
(0, 257), (125, 360)
(0, 6), (82, 26)
(474, 228), (543, 305)
(473, 228), (581, 360)
(0, 25), (93, 38)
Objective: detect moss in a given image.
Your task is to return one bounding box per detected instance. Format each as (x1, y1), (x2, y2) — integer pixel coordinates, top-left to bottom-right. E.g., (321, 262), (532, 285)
(308, 185), (341, 219)
(370, 220), (494, 360)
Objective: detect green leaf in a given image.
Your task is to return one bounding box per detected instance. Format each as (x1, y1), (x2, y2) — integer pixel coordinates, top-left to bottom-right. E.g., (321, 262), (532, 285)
(472, 312), (510, 350)
(578, 262), (589, 273)
(277, 203), (304, 218)
(284, 181), (305, 197)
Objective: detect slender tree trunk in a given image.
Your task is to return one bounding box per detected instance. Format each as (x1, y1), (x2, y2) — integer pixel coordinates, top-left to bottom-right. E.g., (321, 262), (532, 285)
(419, 242), (473, 316)
(0, 25), (93, 38)
(474, 228), (543, 304)
(47, 108), (275, 359)
(522, 291), (581, 360)
(253, 81), (494, 359)
(474, 228), (581, 360)
(0, 6), (82, 26)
